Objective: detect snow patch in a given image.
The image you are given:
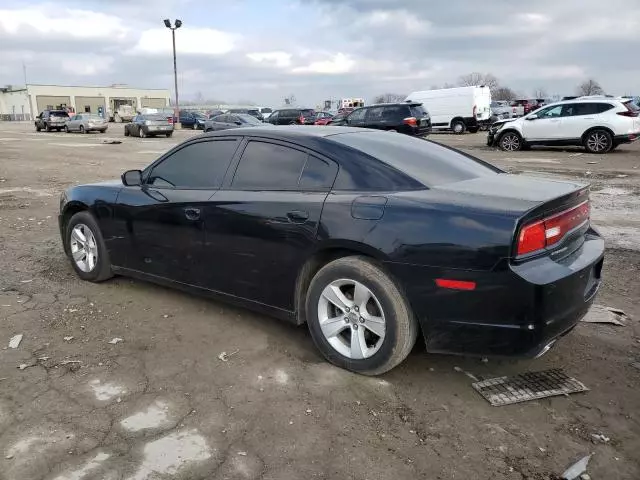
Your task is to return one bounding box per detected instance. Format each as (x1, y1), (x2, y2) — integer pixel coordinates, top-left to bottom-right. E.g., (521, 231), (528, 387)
(51, 452), (110, 480)
(120, 400), (172, 432)
(89, 379), (126, 401)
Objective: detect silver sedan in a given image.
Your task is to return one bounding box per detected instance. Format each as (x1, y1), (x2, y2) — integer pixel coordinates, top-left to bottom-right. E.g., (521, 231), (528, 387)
(65, 114), (108, 134)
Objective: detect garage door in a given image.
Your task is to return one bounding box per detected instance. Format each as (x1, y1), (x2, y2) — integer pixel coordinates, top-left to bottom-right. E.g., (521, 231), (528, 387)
(36, 96), (71, 113)
(141, 98), (167, 108)
(75, 96), (106, 115)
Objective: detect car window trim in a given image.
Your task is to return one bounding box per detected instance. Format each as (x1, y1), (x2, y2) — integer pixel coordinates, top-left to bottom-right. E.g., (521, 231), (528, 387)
(222, 137), (338, 192)
(142, 137), (242, 191)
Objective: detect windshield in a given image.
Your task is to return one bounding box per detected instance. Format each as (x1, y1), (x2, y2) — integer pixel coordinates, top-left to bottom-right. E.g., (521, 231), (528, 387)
(409, 105), (428, 117)
(330, 132), (500, 187)
(238, 114), (262, 125)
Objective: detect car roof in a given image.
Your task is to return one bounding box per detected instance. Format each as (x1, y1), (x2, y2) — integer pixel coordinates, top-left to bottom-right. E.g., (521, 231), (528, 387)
(200, 125), (366, 139)
(366, 103), (418, 107)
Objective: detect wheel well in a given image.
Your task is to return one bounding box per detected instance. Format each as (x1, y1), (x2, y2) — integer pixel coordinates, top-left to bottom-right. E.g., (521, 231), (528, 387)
(294, 248), (377, 325)
(497, 128), (521, 140)
(450, 117), (464, 126)
(581, 126), (615, 142)
(61, 203), (88, 233)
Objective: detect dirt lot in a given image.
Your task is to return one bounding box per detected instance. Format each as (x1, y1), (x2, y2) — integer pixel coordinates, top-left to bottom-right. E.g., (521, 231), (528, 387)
(1, 122), (639, 480)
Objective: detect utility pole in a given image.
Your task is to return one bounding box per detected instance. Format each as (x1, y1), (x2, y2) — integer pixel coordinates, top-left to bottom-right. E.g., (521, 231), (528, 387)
(164, 19), (182, 128)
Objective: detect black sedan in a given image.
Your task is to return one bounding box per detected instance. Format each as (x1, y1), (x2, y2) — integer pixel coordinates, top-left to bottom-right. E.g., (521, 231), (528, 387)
(203, 113), (264, 132)
(124, 114), (174, 138)
(58, 126), (604, 375)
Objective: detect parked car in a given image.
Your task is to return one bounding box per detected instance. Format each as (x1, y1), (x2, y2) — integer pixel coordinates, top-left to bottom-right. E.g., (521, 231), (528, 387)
(490, 101), (513, 120)
(314, 112), (334, 125)
(327, 112), (349, 125)
(123, 114), (174, 138)
(64, 114), (108, 134)
(228, 108), (264, 121)
(59, 126), (604, 374)
(405, 86), (491, 134)
(510, 99), (540, 117)
(266, 108), (317, 125)
(258, 107), (273, 119)
(179, 110), (207, 129)
(488, 98), (640, 153)
(35, 110), (69, 132)
(332, 103), (431, 136)
(203, 113), (264, 132)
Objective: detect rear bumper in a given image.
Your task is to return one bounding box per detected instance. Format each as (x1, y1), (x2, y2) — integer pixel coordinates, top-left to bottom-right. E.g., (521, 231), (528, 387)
(387, 229), (605, 358)
(614, 132), (640, 145)
(144, 127), (175, 134)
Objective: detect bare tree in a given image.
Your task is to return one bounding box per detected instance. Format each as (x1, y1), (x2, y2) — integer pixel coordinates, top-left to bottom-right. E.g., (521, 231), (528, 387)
(458, 72), (499, 91)
(576, 79), (604, 96)
(493, 87), (517, 102)
(533, 87), (548, 99)
(372, 93), (406, 103)
(443, 82), (456, 89)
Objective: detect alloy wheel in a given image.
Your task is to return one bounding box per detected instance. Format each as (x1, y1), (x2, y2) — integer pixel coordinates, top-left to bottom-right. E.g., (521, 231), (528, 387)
(317, 279), (386, 359)
(70, 224), (98, 273)
(587, 132), (610, 153)
(501, 133), (521, 151)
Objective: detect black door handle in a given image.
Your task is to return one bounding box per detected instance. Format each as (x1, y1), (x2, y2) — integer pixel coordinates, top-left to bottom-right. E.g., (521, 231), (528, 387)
(287, 210), (309, 223)
(184, 207), (201, 220)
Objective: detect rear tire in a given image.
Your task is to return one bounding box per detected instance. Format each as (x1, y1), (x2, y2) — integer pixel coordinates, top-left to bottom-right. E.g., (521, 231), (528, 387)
(498, 131), (523, 151)
(46, 124), (51, 132)
(139, 127), (146, 138)
(79, 125), (85, 134)
(584, 129), (613, 154)
(451, 120), (466, 134)
(124, 127), (130, 137)
(36, 124), (41, 132)
(305, 256), (418, 376)
(166, 132), (173, 137)
(64, 126), (69, 133)
(64, 211), (113, 283)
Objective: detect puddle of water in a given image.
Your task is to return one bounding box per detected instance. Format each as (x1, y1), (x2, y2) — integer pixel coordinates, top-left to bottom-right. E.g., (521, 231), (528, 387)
(52, 452), (110, 480)
(120, 400), (172, 432)
(89, 379), (126, 401)
(127, 430), (212, 480)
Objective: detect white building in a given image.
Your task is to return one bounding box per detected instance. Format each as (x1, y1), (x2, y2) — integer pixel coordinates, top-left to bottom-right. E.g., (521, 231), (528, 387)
(0, 84), (170, 121)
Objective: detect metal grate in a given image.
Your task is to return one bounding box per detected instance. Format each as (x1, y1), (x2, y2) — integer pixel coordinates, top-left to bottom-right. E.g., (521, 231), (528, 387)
(472, 368), (588, 406)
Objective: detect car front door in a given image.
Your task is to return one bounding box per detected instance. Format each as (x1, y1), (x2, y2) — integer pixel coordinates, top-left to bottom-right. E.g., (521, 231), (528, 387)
(521, 105), (565, 140)
(111, 138), (241, 285)
(203, 139), (338, 310)
(345, 107), (367, 127)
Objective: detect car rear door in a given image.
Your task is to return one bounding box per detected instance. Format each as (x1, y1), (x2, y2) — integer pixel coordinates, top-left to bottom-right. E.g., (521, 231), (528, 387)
(203, 139), (338, 310)
(561, 103), (610, 139)
(112, 138), (241, 285)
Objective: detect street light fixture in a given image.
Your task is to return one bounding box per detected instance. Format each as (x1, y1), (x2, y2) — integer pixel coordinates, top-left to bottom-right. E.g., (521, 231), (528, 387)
(164, 19), (182, 127)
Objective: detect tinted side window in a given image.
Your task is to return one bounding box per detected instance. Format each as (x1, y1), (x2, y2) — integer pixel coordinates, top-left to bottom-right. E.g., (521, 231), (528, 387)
(232, 141), (307, 190)
(366, 107), (385, 121)
(569, 103), (606, 116)
(595, 103), (614, 113)
(148, 140), (239, 189)
(349, 108), (367, 121)
(299, 156), (338, 190)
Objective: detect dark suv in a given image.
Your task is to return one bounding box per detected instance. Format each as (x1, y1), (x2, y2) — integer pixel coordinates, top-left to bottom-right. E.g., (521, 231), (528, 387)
(35, 110), (70, 132)
(333, 103), (431, 136)
(266, 108), (316, 125)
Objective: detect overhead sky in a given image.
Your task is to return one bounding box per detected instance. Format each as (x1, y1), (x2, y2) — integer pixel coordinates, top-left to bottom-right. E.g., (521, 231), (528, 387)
(0, 0), (638, 106)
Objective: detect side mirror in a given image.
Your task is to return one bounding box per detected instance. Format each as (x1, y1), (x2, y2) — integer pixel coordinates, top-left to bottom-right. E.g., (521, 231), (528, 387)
(525, 115), (538, 121)
(122, 169), (142, 186)
(235, 121), (242, 125)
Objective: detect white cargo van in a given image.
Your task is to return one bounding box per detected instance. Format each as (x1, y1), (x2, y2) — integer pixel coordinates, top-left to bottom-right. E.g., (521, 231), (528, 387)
(405, 86), (492, 134)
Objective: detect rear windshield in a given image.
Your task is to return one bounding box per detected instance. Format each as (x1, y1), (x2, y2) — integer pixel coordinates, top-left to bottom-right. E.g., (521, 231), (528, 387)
(330, 132), (500, 187)
(143, 114), (167, 120)
(624, 100), (640, 113)
(87, 114), (103, 120)
(409, 104), (428, 117)
(50, 111), (69, 117)
(261, 108), (273, 113)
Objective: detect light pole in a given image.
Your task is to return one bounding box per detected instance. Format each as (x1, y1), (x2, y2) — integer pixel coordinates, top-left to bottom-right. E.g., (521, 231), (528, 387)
(164, 19), (182, 128)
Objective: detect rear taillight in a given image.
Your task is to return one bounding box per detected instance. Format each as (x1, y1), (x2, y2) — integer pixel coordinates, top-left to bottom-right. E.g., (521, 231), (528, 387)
(403, 117), (418, 127)
(517, 201), (590, 256)
(167, 117), (173, 124)
(299, 115), (305, 124)
(617, 111), (638, 117)
(473, 105), (477, 117)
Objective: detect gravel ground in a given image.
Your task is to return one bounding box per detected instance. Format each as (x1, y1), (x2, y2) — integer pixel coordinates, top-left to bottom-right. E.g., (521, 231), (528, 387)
(0, 122), (639, 480)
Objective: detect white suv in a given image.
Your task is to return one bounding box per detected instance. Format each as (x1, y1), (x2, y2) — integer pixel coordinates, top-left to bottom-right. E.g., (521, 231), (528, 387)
(488, 98), (640, 153)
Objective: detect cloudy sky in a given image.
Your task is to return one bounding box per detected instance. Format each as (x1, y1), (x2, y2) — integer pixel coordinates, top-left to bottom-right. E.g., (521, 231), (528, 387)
(0, 0), (638, 106)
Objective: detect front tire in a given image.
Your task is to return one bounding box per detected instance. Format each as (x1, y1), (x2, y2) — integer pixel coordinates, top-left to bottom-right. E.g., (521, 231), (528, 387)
(166, 132), (173, 137)
(65, 211), (113, 282)
(498, 131), (523, 151)
(124, 127), (130, 137)
(584, 129), (612, 154)
(139, 127), (146, 138)
(306, 256), (418, 375)
(64, 126), (69, 133)
(79, 125), (85, 134)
